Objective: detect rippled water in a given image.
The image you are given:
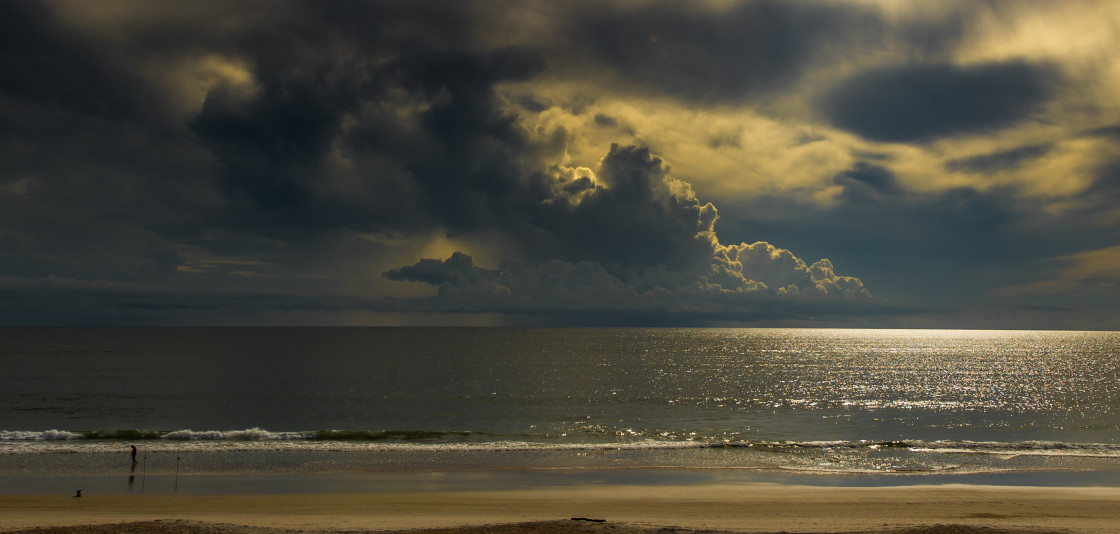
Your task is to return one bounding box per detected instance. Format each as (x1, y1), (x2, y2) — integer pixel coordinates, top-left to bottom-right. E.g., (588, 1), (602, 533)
(2, 327), (1118, 476)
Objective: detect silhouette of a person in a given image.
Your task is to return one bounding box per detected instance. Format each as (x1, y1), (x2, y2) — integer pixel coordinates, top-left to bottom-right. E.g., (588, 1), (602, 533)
(130, 444), (138, 464)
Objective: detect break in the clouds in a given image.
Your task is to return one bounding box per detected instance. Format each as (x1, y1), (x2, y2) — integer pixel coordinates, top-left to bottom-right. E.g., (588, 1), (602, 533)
(0, 0), (1118, 327)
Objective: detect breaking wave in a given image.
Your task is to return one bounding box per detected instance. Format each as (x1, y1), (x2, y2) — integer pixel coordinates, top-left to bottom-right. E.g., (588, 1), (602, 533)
(2, 428), (1119, 458)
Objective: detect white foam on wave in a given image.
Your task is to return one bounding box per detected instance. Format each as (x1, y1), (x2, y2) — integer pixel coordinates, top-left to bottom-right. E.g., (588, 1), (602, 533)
(372, 439), (710, 452)
(776, 463), (970, 475)
(0, 429), (84, 441)
(2, 430), (1120, 461)
(162, 428), (314, 441)
(909, 440), (1120, 458)
(0, 435), (710, 454)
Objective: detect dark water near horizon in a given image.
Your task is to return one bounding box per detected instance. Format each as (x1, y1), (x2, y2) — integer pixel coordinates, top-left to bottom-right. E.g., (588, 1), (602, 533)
(2, 327), (1120, 483)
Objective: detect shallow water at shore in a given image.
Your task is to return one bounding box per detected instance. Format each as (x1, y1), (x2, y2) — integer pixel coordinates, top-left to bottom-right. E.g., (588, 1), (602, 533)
(5, 444), (1120, 497)
(6, 439), (1120, 477)
(7, 465), (1120, 497)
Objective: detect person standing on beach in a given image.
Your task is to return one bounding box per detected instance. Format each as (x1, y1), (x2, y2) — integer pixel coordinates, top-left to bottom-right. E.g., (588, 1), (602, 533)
(130, 444), (137, 464)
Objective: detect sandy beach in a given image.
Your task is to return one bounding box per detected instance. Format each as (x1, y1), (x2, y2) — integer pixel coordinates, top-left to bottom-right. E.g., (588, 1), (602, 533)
(2, 483), (1118, 533)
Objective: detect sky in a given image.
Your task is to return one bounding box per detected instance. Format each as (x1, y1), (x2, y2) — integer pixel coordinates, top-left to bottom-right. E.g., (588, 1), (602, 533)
(1, 0), (1119, 328)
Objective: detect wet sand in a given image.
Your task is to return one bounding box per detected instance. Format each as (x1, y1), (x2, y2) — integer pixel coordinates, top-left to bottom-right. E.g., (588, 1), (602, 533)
(2, 483), (1119, 533)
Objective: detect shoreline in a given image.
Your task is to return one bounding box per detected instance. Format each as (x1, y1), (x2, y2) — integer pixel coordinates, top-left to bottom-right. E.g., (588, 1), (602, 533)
(3, 483), (1120, 533)
(6, 465), (1120, 494)
(0, 520), (1088, 534)
(5, 465), (1120, 497)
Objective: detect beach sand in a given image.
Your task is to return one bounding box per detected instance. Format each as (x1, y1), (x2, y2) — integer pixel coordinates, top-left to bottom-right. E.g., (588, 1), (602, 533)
(2, 483), (1118, 533)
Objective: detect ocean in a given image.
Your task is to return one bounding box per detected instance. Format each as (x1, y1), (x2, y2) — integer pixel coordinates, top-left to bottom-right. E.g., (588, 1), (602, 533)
(2, 327), (1120, 493)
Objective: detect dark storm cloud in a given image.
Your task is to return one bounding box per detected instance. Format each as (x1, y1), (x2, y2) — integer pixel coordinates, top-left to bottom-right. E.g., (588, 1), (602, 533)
(0, 1), (382, 304)
(566, 0), (886, 102)
(356, 51), (550, 234)
(820, 61), (1059, 142)
(1, 0), (547, 244)
(0, 1), (223, 285)
(191, 47), (544, 235)
(524, 144), (717, 275)
(164, 0), (551, 237)
(0, 0), (897, 324)
(0, 0), (165, 124)
(0, 0), (907, 246)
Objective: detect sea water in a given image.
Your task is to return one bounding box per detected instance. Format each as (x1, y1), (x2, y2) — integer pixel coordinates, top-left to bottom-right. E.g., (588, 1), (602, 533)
(2, 327), (1119, 491)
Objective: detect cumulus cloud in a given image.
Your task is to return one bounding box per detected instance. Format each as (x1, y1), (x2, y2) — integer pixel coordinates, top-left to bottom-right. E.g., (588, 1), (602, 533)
(380, 144), (871, 316)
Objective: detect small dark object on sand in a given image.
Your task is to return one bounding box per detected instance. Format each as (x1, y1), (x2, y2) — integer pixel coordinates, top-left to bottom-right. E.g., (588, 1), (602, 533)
(73, 490), (83, 498)
(570, 517), (605, 523)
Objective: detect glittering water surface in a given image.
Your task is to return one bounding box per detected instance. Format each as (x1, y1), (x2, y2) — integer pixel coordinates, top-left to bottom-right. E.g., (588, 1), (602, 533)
(2, 327), (1118, 477)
